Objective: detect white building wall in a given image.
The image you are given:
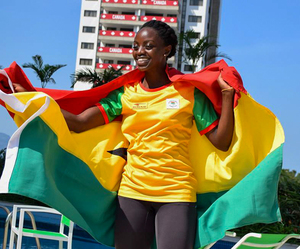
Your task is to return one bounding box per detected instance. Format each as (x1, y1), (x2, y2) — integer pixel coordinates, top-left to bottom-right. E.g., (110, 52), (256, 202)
(182, 0), (210, 73)
(75, 0), (101, 90)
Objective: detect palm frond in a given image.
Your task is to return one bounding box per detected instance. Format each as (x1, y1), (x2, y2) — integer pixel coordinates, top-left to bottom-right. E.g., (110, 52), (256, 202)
(48, 78), (56, 85)
(102, 66), (123, 84)
(71, 66), (124, 88)
(43, 64), (67, 85)
(51, 64), (67, 71)
(206, 52), (232, 62)
(22, 62), (35, 68)
(32, 55), (43, 70)
(22, 55), (66, 88)
(72, 67), (103, 88)
(180, 30), (231, 72)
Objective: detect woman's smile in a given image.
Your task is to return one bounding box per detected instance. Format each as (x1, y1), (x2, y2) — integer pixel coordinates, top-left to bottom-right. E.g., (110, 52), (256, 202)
(136, 57), (150, 67)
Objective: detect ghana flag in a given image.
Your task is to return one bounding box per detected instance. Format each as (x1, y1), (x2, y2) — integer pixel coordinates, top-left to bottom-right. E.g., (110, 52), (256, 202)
(0, 60), (284, 248)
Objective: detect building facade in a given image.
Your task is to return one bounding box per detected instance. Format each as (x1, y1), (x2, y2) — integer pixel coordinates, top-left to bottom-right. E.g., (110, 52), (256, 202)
(74, 0), (221, 90)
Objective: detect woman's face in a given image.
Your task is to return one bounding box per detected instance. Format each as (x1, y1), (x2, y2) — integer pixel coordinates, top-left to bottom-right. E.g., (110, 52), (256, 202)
(132, 27), (171, 72)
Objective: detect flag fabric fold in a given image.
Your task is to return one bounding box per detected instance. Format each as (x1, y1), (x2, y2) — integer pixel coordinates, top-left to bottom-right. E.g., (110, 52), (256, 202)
(0, 60), (284, 248)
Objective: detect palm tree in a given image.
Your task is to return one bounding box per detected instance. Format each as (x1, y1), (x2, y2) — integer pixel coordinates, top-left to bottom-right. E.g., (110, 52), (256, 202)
(102, 66), (124, 86)
(179, 30), (231, 73)
(71, 66), (123, 88)
(22, 55), (66, 88)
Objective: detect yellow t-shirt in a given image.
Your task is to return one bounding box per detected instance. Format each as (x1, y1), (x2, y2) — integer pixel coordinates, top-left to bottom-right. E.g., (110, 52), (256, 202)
(99, 81), (218, 202)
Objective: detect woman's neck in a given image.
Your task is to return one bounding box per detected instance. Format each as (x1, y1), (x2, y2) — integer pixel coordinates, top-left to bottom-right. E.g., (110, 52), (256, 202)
(142, 68), (171, 89)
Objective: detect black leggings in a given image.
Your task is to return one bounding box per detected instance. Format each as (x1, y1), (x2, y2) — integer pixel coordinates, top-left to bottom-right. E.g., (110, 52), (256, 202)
(115, 196), (197, 249)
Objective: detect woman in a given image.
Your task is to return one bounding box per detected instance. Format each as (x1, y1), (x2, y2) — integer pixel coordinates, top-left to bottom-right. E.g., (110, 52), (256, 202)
(14, 20), (235, 249)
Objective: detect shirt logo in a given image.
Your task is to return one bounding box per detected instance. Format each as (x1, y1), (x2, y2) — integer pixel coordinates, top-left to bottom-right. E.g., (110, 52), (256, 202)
(132, 103), (148, 109)
(166, 99), (180, 109)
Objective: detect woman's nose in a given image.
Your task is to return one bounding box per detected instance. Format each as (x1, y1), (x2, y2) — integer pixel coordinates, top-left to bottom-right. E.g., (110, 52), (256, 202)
(137, 46), (145, 55)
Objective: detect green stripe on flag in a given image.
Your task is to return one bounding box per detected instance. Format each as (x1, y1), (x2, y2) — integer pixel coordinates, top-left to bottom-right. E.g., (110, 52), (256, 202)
(195, 144), (283, 248)
(8, 117), (117, 247)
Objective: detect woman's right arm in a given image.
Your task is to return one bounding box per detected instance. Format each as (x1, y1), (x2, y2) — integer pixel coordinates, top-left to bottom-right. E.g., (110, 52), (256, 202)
(13, 83), (105, 133)
(61, 107), (105, 133)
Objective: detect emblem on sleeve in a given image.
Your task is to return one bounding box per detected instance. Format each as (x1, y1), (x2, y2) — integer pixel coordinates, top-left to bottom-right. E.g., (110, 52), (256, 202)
(166, 99), (180, 109)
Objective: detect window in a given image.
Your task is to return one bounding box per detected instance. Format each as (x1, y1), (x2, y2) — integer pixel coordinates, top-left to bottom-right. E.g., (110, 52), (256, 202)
(108, 11), (118, 14)
(167, 14), (177, 17)
(84, 10), (97, 17)
(190, 0), (203, 6)
(122, 12), (135, 15)
(107, 27), (117, 30)
(82, 26), (95, 33)
(117, 60), (130, 65)
(80, 59), (93, 65)
(81, 42), (94, 49)
(105, 43), (115, 47)
(104, 60), (114, 64)
(145, 13), (163, 16)
(120, 28), (134, 31)
(184, 65), (194, 71)
(188, 15), (202, 23)
(119, 44), (132, 48)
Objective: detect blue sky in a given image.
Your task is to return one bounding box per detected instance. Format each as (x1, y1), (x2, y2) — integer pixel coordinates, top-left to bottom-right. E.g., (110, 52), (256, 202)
(0, 1), (299, 172)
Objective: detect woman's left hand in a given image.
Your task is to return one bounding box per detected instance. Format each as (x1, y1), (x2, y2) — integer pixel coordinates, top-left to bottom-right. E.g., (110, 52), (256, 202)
(217, 73), (234, 92)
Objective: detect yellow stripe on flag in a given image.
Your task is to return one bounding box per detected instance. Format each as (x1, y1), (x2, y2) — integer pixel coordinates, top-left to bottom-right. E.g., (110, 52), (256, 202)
(190, 92), (284, 193)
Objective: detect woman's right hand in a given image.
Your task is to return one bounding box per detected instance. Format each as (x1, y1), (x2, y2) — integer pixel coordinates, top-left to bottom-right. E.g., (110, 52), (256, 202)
(13, 83), (28, 93)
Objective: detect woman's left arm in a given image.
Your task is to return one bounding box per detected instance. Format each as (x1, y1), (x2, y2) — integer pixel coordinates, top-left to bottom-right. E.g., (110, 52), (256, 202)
(205, 74), (235, 151)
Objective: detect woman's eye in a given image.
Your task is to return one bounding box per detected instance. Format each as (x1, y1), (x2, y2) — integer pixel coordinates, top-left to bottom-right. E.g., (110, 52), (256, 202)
(132, 45), (139, 50)
(145, 45), (153, 50)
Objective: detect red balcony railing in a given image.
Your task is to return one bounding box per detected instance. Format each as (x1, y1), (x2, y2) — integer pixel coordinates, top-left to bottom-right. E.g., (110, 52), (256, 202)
(141, 0), (178, 6)
(97, 63), (134, 71)
(98, 47), (133, 54)
(102, 0), (138, 4)
(99, 30), (136, 37)
(101, 14), (138, 21)
(140, 16), (177, 23)
(100, 14), (177, 24)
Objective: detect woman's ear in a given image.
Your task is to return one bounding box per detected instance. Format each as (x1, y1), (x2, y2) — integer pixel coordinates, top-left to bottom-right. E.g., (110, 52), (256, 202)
(164, 45), (172, 57)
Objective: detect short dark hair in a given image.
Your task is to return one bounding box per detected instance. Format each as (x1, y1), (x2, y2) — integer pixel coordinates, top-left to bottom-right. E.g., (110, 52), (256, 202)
(140, 20), (178, 59)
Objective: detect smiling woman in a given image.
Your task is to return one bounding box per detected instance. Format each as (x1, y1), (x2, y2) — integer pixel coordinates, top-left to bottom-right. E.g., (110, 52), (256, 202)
(57, 20), (235, 249)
